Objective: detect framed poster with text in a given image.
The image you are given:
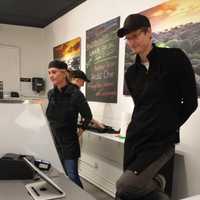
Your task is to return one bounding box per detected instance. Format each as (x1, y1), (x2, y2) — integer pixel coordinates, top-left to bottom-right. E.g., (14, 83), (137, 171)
(86, 17), (120, 103)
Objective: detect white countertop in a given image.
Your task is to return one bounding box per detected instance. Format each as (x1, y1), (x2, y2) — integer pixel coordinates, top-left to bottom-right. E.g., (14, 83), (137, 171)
(85, 130), (125, 143)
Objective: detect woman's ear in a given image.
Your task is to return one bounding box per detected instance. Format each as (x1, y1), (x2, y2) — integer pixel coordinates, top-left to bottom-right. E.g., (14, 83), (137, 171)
(65, 70), (71, 82)
(63, 70), (68, 77)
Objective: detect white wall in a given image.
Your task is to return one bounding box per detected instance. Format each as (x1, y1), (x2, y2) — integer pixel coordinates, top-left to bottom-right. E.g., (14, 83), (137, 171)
(0, 24), (47, 97)
(0, 45), (20, 93)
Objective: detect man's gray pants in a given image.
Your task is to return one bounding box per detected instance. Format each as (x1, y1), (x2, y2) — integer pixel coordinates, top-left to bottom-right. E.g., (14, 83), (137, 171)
(115, 145), (175, 200)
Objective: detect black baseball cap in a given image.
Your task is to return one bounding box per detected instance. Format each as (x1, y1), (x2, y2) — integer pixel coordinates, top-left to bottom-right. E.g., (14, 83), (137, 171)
(117, 14), (151, 38)
(72, 70), (90, 82)
(48, 60), (68, 70)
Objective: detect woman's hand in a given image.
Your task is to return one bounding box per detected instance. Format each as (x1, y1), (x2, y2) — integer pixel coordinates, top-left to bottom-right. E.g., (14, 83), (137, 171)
(77, 128), (84, 137)
(91, 119), (105, 129)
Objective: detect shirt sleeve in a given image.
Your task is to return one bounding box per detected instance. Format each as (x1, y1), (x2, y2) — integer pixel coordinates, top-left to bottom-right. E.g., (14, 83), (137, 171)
(74, 90), (93, 130)
(175, 49), (198, 126)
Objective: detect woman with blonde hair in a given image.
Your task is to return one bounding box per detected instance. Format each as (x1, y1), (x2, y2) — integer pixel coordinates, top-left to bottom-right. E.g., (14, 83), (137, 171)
(46, 60), (92, 188)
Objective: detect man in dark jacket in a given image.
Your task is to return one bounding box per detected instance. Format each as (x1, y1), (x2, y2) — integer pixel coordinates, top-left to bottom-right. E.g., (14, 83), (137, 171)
(71, 69), (105, 130)
(116, 14), (198, 200)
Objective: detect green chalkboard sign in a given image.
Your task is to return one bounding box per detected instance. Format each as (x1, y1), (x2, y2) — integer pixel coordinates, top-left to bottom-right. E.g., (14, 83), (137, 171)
(86, 17), (120, 103)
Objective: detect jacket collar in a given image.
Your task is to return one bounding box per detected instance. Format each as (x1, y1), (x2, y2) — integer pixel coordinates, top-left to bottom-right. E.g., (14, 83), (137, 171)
(54, 84), (75, 95)
(135, 43), (158, 64)
(54, 84), (68, 93)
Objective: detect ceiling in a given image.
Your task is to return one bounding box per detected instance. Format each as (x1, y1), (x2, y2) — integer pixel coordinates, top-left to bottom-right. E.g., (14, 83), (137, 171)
(0, 0), (86, 28)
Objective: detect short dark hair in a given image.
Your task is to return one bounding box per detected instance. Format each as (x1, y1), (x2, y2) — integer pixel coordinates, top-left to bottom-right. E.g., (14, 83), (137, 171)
(48, 60), (68, 70)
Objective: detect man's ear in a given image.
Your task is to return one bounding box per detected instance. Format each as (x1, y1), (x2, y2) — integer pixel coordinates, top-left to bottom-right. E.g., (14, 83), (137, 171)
(147, 27), (152, 39)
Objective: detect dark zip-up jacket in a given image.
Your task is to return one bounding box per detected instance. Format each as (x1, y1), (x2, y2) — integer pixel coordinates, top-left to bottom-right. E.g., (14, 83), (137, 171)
(124, 45), (198, 173)
(46, 84), (92, 159)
